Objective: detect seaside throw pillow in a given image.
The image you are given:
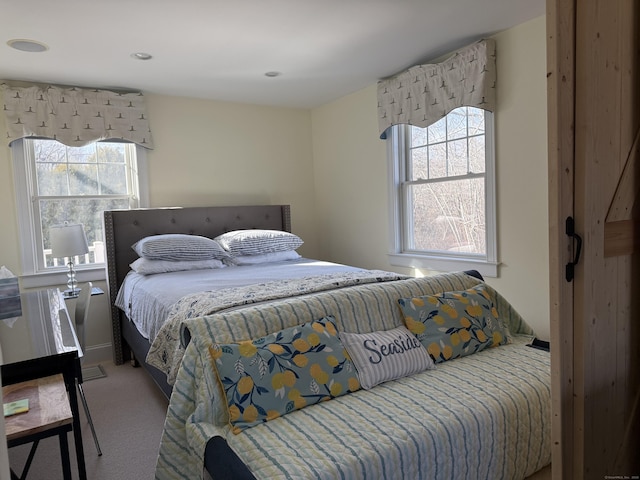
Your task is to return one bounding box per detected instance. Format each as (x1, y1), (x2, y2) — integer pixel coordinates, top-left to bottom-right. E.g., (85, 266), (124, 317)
(340, 326), (435, 389)
(397, 284), (510, 363)
(210, 315), (360, 434)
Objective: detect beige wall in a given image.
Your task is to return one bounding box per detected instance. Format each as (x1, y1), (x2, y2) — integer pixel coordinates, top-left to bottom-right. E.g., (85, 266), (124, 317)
(0, 15), (549, 359)
(143, 94), (319, 255)
(311, 15), (550, 339)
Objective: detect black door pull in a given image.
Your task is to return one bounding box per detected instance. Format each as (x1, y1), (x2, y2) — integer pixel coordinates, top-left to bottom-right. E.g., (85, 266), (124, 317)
(565, 216), (582, 282)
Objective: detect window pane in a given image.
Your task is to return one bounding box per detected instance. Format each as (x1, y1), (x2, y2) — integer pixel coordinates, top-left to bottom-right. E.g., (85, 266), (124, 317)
(448, 139), (468, 176)
(408, 177), (485, 254)
(98, 163), (128, 195)
(428, 143), (447, 179)
(469, 136), (486, 173)
(40, 197), (130, 267)
(427, 117), (446, 143)
(68, 144), (97, 163)
(34, 140), (67, 163)
(446, 108), (467, 140)
(69, 164), (99, 195)
(410, 126), (428, 147)
(467, 108), (485, 135)
(409, 146), (428, 180)
(36, 163), (68, 195)
(97, 143), (126, 163)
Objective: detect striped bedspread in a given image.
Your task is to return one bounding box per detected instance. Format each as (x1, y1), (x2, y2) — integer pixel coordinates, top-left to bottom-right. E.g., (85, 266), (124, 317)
(155, 272), (550, 480)
(147, 269), (407, 385)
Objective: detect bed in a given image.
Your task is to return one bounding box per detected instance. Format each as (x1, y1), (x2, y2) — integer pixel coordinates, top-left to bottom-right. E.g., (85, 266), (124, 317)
(105, 205), (285, 396)
(104, 204), (405, 398)
(103, 205), (551, 480)
(157, 271), (551, 480)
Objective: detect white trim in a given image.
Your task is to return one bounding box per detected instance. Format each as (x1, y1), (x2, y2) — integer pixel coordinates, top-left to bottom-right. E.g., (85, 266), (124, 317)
(388, 252), (499, 278)
(387, 127), (403, 252)
(484, 112), (498, 264)
(136, 145), (150, 207)
(20, 264), (107, 289)
(82, 342), (113, 365)
(12, 139), (39, 275)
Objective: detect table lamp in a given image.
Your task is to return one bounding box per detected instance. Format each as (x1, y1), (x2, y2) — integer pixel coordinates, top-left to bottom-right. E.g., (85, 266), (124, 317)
(50, 223), (89, 298)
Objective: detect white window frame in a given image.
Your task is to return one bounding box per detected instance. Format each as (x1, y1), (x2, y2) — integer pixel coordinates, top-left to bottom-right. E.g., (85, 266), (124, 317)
(387, 110), (499, 278)
(12, 138), (149, 288)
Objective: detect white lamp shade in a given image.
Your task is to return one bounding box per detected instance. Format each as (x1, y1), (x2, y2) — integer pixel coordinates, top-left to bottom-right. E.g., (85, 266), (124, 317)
(50, 223), (89, 258)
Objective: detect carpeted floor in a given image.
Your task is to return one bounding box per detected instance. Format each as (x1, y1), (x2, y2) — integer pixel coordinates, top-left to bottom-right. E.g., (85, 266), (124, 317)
(7, 360), (168, 480)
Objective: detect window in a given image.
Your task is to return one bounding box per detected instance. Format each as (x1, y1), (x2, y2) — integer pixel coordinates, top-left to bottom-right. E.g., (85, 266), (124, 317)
(13, 138), (148, 286)
(388, 107), (498, 277)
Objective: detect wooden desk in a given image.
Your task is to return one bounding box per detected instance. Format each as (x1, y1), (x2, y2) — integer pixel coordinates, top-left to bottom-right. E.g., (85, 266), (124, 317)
(1, 289), (86, 480)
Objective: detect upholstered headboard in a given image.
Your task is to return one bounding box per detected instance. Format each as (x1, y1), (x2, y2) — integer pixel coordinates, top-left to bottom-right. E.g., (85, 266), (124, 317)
(103, 205), (291, 364)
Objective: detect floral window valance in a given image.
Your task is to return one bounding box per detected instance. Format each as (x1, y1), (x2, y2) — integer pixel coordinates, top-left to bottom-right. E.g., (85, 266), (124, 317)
(1, 83), (154, 148)
(377, 38), (496, 139)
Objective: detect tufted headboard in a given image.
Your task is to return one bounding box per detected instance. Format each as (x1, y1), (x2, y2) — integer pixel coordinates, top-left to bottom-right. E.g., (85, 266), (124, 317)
(103, 205), (291, 365)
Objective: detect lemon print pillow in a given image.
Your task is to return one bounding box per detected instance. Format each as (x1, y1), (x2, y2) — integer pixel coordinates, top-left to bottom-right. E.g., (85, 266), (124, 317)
(397, 284), (510, 363)
(210, 315), (360, 434)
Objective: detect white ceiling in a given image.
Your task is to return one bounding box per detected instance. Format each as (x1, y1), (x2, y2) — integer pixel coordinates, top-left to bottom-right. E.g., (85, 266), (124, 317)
(1, 0), (544, 109)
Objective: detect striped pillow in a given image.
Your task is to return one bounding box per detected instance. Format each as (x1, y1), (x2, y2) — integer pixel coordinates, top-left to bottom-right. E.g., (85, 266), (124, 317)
(340, 326), (435, 390)
(214, 229), (303, 256)
(223, 250), (301, 265)
(130, 257), (226, 275)
(132, 234), (229, 261)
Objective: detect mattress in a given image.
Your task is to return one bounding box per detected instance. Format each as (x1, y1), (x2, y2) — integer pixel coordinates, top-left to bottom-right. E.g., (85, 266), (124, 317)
(115, 258), (365, 341)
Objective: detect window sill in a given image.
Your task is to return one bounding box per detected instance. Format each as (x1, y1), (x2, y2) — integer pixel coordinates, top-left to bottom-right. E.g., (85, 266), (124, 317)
(19, 265), (107, 290)
(388, 253), (499, 278)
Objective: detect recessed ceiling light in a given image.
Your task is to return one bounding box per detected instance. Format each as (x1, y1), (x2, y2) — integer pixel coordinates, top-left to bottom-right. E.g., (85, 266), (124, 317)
(264, 71), (282, 77)
(131, 52), (153, 60)
(7, 39), (48, 53)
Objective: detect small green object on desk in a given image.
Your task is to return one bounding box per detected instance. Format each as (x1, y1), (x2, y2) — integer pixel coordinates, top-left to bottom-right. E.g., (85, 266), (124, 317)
(3, 398), (29, 417)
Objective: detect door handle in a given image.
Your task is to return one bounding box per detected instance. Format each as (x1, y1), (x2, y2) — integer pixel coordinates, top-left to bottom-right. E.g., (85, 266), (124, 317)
(565, 216), (582, 282)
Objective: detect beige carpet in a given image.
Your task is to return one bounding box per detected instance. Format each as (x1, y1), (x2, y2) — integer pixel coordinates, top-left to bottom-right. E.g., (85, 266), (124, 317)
(8, 361), (168, 480)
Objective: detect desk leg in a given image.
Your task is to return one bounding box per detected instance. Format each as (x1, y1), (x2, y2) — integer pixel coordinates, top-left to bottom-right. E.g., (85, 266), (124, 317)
(63, 369), (87, 480)
(59, 433), (72, 480)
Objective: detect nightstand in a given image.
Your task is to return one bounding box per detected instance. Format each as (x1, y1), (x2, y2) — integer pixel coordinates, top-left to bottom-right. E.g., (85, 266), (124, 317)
(0, 289), (87, 480)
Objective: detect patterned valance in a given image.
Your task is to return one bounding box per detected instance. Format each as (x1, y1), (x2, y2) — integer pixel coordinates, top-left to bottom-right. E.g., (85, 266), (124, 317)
(377, 38), (496, 139)
(1, 83), (153, 148)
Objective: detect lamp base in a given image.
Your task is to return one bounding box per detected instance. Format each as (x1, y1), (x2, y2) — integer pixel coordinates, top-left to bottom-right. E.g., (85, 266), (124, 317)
(66, 261), (79, 296)
(62, 288), (81, 299)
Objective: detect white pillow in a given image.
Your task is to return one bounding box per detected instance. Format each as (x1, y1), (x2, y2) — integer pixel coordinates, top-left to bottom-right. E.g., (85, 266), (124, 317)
(214, 229), (303, 256)
(224, 250), (301, 266)
(130, 257), (225, 275)
(340, 326), (435, 390)
(132, 234), (229, 261)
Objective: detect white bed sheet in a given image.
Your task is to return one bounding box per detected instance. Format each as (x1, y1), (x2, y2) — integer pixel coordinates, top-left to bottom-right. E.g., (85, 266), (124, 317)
(115, 258), (365, 341)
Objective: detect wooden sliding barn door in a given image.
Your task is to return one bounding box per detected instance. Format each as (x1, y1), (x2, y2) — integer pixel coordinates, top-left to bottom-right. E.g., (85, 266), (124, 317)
(548, 0), (640, 478)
